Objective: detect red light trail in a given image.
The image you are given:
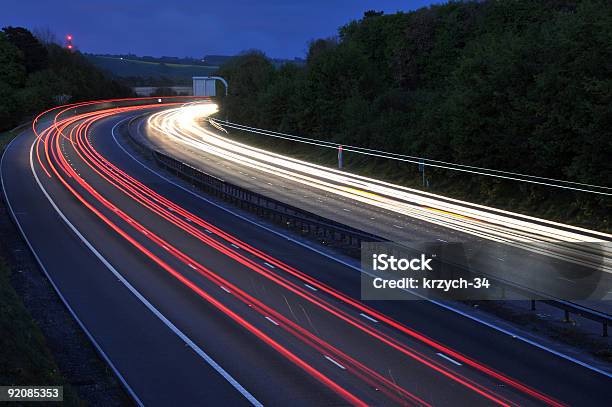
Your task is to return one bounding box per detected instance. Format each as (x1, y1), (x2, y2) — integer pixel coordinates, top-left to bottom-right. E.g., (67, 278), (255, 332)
(29, 98), (566, 406)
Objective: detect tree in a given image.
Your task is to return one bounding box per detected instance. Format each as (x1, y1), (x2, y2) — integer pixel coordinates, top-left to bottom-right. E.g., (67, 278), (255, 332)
(217, 51), (275, 125)
(0, 27), (133, 131)
(0, 32), (26, 87)
(32, 27), (59, 46)
(306, 37), (337, 64)
(217, 0), (612, 230)
(0, 32), (26, 127)
(2, 26), (48, 73)
(364, 10), (384, 18)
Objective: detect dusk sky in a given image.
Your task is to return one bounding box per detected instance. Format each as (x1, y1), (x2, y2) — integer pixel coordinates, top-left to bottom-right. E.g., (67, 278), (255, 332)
(3, 1), (439, 59)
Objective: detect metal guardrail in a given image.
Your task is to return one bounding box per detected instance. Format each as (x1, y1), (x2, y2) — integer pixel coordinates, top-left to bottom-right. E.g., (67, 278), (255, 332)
(538, 300), (610, 337)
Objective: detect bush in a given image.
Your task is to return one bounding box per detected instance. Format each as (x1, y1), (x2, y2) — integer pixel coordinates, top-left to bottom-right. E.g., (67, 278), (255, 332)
(0, 27), (134, 131)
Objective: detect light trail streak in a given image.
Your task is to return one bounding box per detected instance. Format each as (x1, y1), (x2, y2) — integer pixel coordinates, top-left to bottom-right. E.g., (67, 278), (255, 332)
(29, 99), (568, 406)
(145, 104), (611, 275)
(69, 109), (510, 406)
(113, 104), (567, 405)
(35, 105), (372, 407)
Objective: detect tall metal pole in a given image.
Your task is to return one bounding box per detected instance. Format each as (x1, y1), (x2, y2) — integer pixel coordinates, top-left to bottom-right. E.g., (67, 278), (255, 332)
(209, 76), (229, 121)
(209, 76), (228, 96)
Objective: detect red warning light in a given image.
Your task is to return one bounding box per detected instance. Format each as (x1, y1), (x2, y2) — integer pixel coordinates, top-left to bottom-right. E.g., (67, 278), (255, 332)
(65, 34), (74, 51)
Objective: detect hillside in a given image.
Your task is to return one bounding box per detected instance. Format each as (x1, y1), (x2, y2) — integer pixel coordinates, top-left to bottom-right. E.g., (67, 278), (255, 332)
(86, 53), (306, 86)
(85, 55), (219, 85)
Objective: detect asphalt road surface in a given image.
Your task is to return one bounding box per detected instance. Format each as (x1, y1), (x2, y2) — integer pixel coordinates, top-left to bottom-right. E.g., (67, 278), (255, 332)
(2, 100), (610, 406)
(137, 104), (612, 309)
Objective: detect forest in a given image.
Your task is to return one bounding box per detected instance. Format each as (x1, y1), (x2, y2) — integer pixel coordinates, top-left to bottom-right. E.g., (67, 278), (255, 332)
(0, 27), (133, 132)
(217, 0), (611, 230)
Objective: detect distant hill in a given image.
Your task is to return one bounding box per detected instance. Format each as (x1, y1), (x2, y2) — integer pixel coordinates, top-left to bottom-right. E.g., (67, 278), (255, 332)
(86, 53), (305, 86)
(201, 55), (235, 66)
(85, 54), (218, 85)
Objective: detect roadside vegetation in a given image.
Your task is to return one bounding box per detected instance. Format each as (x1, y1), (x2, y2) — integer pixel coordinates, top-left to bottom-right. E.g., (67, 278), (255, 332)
(0, 127), (79, 403)
(0, 26), (133, 132)
(0, 27), (132, 402)
(217, 0), (612, 232)
(0, 259), (81, 405)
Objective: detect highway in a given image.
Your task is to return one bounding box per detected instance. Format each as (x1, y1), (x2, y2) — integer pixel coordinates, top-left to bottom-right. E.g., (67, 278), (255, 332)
(137, 103), (612, 306)
(2, 98), (611, 406)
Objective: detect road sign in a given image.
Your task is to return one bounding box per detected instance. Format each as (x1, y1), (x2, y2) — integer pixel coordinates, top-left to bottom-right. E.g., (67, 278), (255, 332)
(192, 76), (228, 97)
(193, 78), (216, 96)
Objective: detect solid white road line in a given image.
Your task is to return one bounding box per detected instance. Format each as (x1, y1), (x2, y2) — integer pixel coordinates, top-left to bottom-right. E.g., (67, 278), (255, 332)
(1, 134), (144, 407)
(324, 355), (346, 370)
(359, 313), (379, 323)
(23, 127), (264, 407)
(112, 114), (612, 379)
(437, 353), (463, 366)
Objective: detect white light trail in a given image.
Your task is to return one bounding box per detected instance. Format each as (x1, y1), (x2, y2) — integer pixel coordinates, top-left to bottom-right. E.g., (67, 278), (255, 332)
(145, 103), (612, 273)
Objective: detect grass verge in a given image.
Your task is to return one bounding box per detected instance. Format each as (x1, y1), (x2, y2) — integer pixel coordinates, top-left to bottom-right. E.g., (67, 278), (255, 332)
(0, 126), (81, 405)
(0, 260), (80, 405)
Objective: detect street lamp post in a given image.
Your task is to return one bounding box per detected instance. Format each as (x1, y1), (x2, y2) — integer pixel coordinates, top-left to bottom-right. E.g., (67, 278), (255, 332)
(210, 76), (228, 96)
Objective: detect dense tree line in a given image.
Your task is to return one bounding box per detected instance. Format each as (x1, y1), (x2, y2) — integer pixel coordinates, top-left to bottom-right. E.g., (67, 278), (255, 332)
(0, 27), (133, 132)
(218, 0), (611, 230)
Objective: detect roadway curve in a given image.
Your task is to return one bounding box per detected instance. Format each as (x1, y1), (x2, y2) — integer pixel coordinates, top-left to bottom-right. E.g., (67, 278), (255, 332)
(138, 104), (612, 306)
(2, 99), (610, 406)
